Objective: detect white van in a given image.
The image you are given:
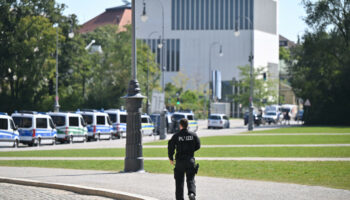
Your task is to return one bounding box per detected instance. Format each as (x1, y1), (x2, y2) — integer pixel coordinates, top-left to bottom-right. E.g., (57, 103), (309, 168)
(48, 112), (88, 143)
(12, 111), (57, 146)
(77, 110), (113, 141)
(171, 112), (198, 133)
(0, 113), (20, 148)
(141, 114), (155, 136)
(105, 109), (127, 139)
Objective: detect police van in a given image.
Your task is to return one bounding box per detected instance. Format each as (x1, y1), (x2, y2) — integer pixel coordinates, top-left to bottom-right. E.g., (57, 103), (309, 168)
(48, 112), (88, 143)
(171, 111), (198, 133)
(11, 111), (57, 146)
(77, 110), (113, 141)
(105, 109), (127, 139)
(141, 114), (155, 136)
(0, 113), (20, 148)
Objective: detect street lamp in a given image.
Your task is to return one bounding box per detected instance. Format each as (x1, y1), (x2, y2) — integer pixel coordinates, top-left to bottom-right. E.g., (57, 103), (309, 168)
(234, 17), (254, 131)
(145, 31), (161, 114)
(142, 0), (167, 140)
(53, 23), (74, 112)
(123, 0), (145, 172)
(208, 42), (223, 117)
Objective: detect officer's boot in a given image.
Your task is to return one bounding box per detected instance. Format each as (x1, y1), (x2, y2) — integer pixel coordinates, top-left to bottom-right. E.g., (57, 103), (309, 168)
(189, 193), (195, 200)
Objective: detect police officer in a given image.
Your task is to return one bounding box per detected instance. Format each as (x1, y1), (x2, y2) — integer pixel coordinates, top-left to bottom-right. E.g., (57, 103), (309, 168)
(168, 118), (201, 200)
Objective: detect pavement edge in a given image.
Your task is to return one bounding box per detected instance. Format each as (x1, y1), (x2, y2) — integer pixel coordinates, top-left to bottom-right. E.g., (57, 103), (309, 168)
(0, 176), (158, 200)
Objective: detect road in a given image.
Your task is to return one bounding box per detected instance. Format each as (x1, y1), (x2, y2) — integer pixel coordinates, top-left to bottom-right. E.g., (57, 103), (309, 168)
(0, 119), (301, 151)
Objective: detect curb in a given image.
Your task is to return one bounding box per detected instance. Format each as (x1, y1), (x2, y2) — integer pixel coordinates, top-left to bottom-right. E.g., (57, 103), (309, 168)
(0, 176), (158, 200)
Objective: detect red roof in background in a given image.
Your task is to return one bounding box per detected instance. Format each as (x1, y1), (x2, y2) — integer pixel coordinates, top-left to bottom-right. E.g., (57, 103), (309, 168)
(79, 5), (131, 33)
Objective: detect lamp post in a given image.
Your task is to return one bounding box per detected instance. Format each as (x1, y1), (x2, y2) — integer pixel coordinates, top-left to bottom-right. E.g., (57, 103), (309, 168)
(234, 17), (254, 131)
(123, 0), (145, 172)
(145, 31), (161, 114)
(208, 42), (223, 117)
(142, 0), (167, 140)
(53, 24), (74, 112)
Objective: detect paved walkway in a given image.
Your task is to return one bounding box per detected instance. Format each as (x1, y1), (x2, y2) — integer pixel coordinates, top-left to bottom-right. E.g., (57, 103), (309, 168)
(0, 183), (110, 200)
(144, 144), (350, 148)
(0, 157), (349, 162)
(0, 167), (349, 200)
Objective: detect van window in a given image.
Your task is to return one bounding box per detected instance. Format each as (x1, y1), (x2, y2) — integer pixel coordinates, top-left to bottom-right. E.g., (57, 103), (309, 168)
(82, 115), (93, 125)
(120, 114), (127, 123)
(141, 117), (148, 123)
(223, 116), (228, 120)
(49, 119), (55, 129)
(13, 117), (32, 128)
(173, 114), (185, 121)
(51, 116), (66, 126)
(209, 115), (220, 120)
(69, 117), (79, 127)
(0, 119), (8, 130)
(187, 115), (194, 120)
(97, 116), (105, 125)
(108, 114), (117, 123)
(36, 118), (48, 128)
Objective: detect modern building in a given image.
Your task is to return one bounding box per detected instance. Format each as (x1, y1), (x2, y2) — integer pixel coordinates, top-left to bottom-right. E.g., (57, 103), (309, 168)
(136, 0), (279, 116)
(79, 5), (131, 33)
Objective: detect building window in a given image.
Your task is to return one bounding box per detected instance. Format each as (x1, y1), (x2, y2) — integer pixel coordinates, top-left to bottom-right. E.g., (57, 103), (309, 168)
(142, 39), (180, 72)
(171, 0), (253, 31)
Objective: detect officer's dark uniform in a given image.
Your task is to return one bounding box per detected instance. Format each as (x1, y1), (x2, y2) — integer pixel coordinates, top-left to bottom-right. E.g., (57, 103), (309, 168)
(168, 128), (201, 200)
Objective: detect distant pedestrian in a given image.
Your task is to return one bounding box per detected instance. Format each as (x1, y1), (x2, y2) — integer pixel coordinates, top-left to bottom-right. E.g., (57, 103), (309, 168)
(168, 118), (201, 200)
(283, 111), (290, 125)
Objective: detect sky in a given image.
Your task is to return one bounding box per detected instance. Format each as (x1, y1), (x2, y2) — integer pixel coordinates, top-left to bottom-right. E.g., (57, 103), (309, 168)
(56, 0), (308, 42)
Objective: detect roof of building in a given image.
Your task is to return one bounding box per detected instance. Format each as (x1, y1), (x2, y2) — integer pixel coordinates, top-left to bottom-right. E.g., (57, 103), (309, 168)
(79, 5), (131, 34)
(279, 35), (296, 48)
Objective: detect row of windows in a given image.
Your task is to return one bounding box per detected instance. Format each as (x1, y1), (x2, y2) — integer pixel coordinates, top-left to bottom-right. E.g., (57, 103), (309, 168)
(171, 0), (254, 30)
(142, 39), (180, 72)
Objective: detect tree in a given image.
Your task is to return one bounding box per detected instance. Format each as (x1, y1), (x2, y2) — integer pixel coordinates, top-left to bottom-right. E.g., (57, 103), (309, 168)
(232, 65), (278, 109)
(289, 0), (350, 125)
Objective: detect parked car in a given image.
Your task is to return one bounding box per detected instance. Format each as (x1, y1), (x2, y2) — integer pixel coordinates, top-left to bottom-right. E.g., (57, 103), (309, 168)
(263, 111), (282, 124)
(150, 113), (173, 134)
(105, 109), (127, 139)
(12, 111), (57, 146)
(171, 112), (198, 133)
(295, 110), (304, 121)
(0, 112), (20, 148)
(208, 114), (230, 129)
(141, 114), (155, 136)
(48, 112), (88, 143)
(244, 111), (265, 126)
(76, 110), (113, 141)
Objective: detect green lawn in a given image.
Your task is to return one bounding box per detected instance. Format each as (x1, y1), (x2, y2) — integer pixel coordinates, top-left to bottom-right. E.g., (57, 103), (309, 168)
(0, 160), (349, 190)
(248, 126), (350, 134)
(1, 146), (349, 157)
(145, 134), (350, 145)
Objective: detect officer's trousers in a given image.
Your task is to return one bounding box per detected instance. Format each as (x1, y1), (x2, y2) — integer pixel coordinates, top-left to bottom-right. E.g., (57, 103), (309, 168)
(174, 158), (196, 200)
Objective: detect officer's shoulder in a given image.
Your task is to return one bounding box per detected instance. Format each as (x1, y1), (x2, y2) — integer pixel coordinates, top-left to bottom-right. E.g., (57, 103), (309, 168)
(188, 131), (198, 137)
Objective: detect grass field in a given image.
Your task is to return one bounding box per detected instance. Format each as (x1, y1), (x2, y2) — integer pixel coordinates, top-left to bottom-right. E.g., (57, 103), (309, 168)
(1, 146), (350, 158)
(248, 126), (350, 134)
(0, 160), (349, 190)
(145, 134), (350, 145)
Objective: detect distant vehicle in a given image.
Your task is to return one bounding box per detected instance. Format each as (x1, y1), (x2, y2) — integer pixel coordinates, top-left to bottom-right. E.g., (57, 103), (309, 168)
(281, 104), (298, 120)
(244, 111), (265, 126)
(0, 113), (20, 148)
(263, 111), (282, 124)
(171, 112), (198, 133)
(105, 109), (126, 139)
(295, 110), (304, 121)
(76, 110), (113, 141)
(12, 111), (57, 146)
(150, 113), (173, 134)
(48, 112), (88, 143)
(208, 114), (230, 129)
(141, 114), (155, 136)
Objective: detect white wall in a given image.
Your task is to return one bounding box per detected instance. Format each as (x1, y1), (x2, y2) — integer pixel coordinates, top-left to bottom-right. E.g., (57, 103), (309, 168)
(135, 0), (278, 93)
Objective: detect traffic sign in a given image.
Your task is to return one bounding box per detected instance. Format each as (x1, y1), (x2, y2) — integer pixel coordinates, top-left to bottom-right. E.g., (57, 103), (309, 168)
(304, 99), (311, 107)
